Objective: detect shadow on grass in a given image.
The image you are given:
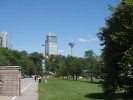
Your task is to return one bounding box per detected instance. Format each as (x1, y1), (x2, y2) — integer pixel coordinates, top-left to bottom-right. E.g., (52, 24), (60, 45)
(61, 78), (101, 84)
(84, 93), (123, 100)
(86, 81), (102, 84)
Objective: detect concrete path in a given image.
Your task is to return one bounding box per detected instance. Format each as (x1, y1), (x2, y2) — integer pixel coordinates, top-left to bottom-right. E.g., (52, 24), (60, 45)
(0, 78), (38, 100)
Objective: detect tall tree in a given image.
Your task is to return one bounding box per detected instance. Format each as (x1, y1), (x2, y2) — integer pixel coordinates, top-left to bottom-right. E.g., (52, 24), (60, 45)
(0, 48), (10, 66)
(97, 0), (133, 98)
(58, 56), (69, 78)
(29, 52), (43, 75)
(66, 56), (76, 80)
(118, 47), (133, 99)
(84, 50), (96, 82)
(74, 57), (84, 81)
(66, 56), (83, 81)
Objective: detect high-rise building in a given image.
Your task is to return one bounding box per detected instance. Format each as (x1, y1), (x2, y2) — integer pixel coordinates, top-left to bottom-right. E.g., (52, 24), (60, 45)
(0, 31), (10, 48)
(45, 33), (58, 56)
(0, 37), (2, 47)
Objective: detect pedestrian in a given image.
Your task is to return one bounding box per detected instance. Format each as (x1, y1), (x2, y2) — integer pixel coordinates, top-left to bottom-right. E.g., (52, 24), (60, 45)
(36, 75), (38, 82)
(34, 75), (37, 82)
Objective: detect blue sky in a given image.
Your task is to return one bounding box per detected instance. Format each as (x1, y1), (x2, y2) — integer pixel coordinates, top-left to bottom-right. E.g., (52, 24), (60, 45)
(0, 0), (120, 57)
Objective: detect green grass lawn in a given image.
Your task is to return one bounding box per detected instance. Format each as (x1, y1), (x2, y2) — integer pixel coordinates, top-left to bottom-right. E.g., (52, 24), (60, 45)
(38, 78), (123, 100)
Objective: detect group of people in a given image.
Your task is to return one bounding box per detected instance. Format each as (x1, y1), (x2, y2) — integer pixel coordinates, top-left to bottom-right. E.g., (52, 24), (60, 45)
(34, 75), (41, 82)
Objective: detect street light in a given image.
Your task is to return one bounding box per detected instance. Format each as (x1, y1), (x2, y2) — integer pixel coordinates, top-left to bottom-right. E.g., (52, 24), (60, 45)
(42, 44), (46, 78)
(42, 44), (48, 83)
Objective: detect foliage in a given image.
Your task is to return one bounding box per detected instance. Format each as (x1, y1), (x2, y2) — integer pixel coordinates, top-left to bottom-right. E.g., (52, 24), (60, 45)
(118, 47), (133, 99)
(45, 52), (102, 81)
(0, 48), (102, 81)
(66, 56), (84, 81)
(0, 48), (43, 75)
(28, 52), (43, 75)
(84, 50), (102, 82)
(46, 54), (64, 75)
(47, 55), (84, 81)
(97, 0), (133, 98)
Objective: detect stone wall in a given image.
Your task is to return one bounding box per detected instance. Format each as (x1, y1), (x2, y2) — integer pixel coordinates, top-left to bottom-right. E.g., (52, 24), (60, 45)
(0, 66), (21, 96)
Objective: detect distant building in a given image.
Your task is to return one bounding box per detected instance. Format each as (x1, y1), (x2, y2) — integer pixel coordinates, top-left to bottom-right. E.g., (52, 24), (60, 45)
(45, 33), (58, 56)
(0, 37), (2, 47)
(0, 31), (12, 49)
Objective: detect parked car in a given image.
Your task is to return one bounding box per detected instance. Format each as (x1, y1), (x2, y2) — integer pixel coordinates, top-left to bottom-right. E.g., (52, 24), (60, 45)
(21, 75), (26, 79)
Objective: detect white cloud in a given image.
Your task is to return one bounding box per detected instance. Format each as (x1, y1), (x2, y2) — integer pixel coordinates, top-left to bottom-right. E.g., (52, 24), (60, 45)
(58, 49), (64, 53)
(78, 38), (97, 42)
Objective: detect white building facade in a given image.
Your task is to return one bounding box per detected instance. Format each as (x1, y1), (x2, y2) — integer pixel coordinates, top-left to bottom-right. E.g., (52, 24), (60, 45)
(45, 33), (58, 56)
(0, 31), (11, 49)
(0, 37), (2, 47)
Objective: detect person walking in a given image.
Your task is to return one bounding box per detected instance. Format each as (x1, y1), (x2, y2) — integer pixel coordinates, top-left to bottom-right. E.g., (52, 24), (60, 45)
(34, 75), (37, 82)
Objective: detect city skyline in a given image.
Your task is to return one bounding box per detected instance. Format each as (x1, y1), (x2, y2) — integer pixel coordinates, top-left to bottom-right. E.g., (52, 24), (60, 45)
(0, 0), (120, 57)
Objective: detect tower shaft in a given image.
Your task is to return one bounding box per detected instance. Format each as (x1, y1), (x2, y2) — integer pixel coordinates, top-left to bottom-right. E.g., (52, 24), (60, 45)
(69, 41), (75, 56)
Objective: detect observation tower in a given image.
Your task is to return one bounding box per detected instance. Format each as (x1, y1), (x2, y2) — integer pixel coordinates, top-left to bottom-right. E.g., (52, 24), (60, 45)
(69, 41), (75, 56)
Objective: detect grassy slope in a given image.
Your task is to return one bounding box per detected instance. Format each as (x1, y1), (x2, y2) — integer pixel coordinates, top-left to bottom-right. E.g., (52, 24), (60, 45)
(38, 78), (124, 100)
(38, 78), (103, 100)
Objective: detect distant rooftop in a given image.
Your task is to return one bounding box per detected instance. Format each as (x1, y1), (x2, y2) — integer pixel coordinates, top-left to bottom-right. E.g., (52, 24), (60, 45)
(48, 32), (56, 36)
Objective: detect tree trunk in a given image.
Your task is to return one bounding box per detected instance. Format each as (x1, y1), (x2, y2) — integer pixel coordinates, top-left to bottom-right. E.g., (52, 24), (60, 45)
(73, 75), (74, 80)
(90, 71), (93, 83)
(67, 75), (68, 79)
(76, 75), (78, 81)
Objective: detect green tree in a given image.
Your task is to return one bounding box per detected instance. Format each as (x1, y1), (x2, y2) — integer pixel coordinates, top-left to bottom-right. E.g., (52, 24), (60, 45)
(118, 47), (133, 99)
(0, 48), (11, 66)
(84, 50), (97, 82)
(66, 56), (83, 81)
(74, 57), (84, 81)
(0, 48), (44, 75)
(97, 0), (133, 97)
(29, 52), (43, 75)
(45, 55), (67, 77)
(55, 55), (67, 76)
(46, 55), (56, 73)
(19, 51), (32, 74)
(66, 56), (75, 80)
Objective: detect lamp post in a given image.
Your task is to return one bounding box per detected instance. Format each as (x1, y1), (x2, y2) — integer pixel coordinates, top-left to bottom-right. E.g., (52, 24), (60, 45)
(42, 44), (48, 83)
(41, 44), (45, 75)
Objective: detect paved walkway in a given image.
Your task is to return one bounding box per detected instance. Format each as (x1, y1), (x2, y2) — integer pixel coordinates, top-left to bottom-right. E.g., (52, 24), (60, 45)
(0, 79), (38, 100)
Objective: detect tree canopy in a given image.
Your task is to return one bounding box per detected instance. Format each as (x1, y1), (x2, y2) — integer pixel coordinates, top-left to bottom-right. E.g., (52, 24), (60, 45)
(97, 0), (133, 99)
(0, 48), (43, 75)
(0, 47), (102, 82)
